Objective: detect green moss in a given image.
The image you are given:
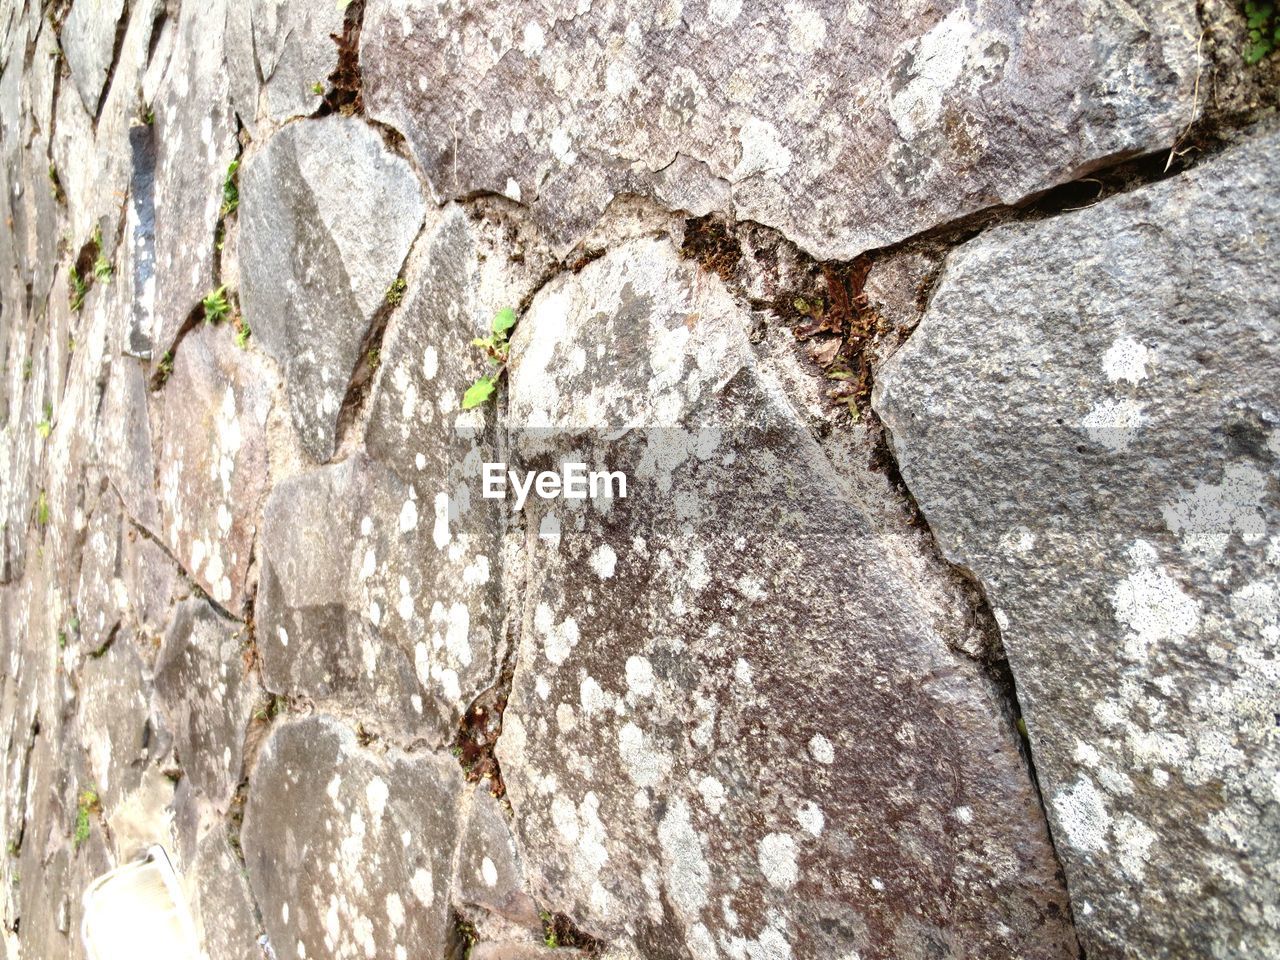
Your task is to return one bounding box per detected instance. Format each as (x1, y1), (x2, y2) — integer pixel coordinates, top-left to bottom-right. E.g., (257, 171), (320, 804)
(68, 266), (88, 312)
(203, 286), (232, 324)
(73, 788), (100, 848)
(1245, 0), (1279, 63)
(220, 159), (241, 217)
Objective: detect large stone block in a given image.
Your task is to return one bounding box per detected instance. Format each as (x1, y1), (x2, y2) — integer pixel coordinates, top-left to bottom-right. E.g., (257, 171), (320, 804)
(874, 129), (1280, 959)
(496, 239), (1076, 959)
(153, 323), (275, 612)
(239, 115), (426, 461)
(240, 714), (467, 959)
(151, 0), (238, 353)
(154, 598), (259, 812)
(363, 0), (1198, 259)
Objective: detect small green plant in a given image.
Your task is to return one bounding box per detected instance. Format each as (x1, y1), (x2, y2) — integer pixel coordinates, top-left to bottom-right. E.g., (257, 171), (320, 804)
(367, 347), (381, 370)
(47, 163), (65, 204)
(35, 490), (49, 527)
(6, 839), (17, 856)
(220, 159), (241, 217)
(57, 631), (67, 649)
(68, 266), (88, 312)
(21, 357), (31, 381)
(234, 321), (251, 348)
(203, 285), (232, 324)
(143, 107), (155, 125)
(462, 307), (517, 409)
(541, 911), (558, 948)
(311, 81), (325, 95)
(73, 788), (99, 848)
(93, 253), (112, 282)
(385, 277), (407, 306)
(35, 403), (52, 439)
(156, 351), (175, 383)
(1245, 0), (1279, 63)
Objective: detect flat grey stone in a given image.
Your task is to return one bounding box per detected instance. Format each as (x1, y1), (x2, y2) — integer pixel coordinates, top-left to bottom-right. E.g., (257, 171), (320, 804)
(239, 115), (426, 461)
(155, 598), (259, 812)
(153, 322), (275, 612)
(76, 633), (150, 817)
(454, 786), (543, 935)
(241, 714), (467, 959)
(257, 453), (500, 744)
(496, 239), (1076, 959)
(60, 0), (128, 117)
(874, 128), (1280, 960)
(189, 828), (263, 960)
(251, 0), (347, 122)
(363, 0), (1198, 259)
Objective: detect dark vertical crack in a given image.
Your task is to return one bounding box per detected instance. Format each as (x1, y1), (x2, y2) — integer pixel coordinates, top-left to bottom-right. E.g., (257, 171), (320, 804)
(123, 517), (242, 622)
(91, 0), (131, 127)
(314, 0), (364, 117)
(126, 119), (157, 357)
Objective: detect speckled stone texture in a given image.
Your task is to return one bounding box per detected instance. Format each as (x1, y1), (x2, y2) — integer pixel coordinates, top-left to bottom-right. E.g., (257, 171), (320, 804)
(0, 0), (1276, 957)
(361, 0), (1199, 259)
(875, 129), (1280, 959)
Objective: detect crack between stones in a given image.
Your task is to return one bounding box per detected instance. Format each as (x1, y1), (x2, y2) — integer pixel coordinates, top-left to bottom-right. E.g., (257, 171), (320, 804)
(657, 136), (1241, 955)
(91, 0), (131, 129)
(121, 514), (242, 623)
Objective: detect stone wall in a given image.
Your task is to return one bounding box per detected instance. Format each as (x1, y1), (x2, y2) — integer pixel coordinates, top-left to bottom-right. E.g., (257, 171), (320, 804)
(0, 1), (1276, 958)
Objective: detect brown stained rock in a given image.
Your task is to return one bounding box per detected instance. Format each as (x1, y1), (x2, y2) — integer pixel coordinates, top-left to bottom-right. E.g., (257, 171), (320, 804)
(154, 598), (258, 813)
(153, 322), (274, 613)
(453, 785), (544, 937)
(241, 714), (467, 959)
(362, 0), (1198, 260)
(496, 239), (1076, 959)
(873, 129), (1280, 960)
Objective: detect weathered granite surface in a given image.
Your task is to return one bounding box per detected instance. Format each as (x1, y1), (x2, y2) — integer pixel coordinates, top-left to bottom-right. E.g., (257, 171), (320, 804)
(241, 714), (468, 959)
(155, 598), (259, 812)
(363, 0), (1199, 259)
(0, 0), (1276, 956)
(875, 129), (1280, 959)
(153, 323), (275, 612)
(497, 239), (1076, 959)
(239, 114), (427, 461)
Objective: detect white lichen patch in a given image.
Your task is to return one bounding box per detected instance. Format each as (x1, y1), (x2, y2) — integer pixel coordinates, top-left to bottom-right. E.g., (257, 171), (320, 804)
(1162, 462), (1268, 560)
(1110, 539), (1201, 658)
(1051, 775), (1110, 854)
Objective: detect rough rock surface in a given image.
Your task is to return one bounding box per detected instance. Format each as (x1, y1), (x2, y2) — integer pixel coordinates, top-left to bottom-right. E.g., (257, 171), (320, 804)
(153, 323), (276, 611)
(250, 0), (347, 122)
(497, 239), (1076, 959)
(240, 714), (467, 960)
(155, 598), (259, 812)
(363, 0), (1199, 259)
(60, 0), (128, 117)
(239, 115), (427, 461)
(875, 130), (1280, 959)
(1, 0), (1276, 956)
(150, 0), (239, 353)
